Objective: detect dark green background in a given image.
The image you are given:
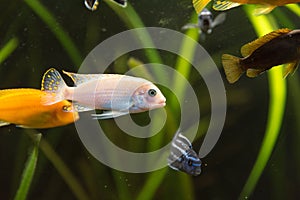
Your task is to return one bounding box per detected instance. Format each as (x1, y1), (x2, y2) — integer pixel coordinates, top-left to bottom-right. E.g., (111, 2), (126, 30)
(0, 0), (299, 199)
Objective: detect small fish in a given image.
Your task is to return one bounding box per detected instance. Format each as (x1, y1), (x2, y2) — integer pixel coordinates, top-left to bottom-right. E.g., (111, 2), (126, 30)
(168, 130), (202, 176)
(84, 0), (127, 11)
(0, 88), (79, 129)
(193, 0), (300, 15)
(182, 8), (226, 40)
(41, 68), (166, 119)
(222, 29), (300, 83)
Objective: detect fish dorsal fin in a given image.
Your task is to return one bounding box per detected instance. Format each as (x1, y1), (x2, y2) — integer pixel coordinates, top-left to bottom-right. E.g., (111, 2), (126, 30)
(62, 71), (103, 86)
(41, 68), (68, 105)
(213, 0), (240, 11)
(253, 5), (276, 16)
(41, 68), (66, 92)
(192, 0), (211, 14)
(241, 28), (292, 57)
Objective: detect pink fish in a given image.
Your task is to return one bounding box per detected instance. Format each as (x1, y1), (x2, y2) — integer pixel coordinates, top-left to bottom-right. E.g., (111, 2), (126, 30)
(41, 68), (166, 119)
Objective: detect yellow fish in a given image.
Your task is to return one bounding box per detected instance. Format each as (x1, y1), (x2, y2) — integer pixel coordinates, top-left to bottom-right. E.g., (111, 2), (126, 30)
(0, 88), (79, 128)
(222, 29), (300, 83)
(193, 0), (300, 15)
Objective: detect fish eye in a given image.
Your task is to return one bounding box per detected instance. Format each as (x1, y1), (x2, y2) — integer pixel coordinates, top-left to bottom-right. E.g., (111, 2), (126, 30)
(62, 105), (70, 112)
(148, 89), (157, 97)
(188, 159), (193, 166)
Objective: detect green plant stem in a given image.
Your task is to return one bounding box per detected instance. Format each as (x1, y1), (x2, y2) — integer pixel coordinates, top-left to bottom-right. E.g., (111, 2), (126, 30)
(0, 37), (19, 65)
(172, 12), (199, 110)
(24, 0), (82, 65)
(286, 4), (300, 17)
(14, 133), (41, 200)
(136, 168), (168, 200)
(104, 1), (165, 82)
(37, 137), (90, 200)
(133, 11), (201, 200)
(239, 6), (286, 199)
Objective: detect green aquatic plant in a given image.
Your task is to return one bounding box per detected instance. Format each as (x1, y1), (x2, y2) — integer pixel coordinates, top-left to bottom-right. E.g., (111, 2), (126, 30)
(14, 133), (41, 200)
(16, 130), (90, 200)
(24, 0), (82, 66)
(172, 12), (199, 110)
(286, 4), (300, 17)
(104, 0), (166, 82)
(0, 37), (19, 65)
(37, 134), (90, 200)
(101, 3), (202, 199)
(239, 6), (286, 199)
(3, 0), (299, 199)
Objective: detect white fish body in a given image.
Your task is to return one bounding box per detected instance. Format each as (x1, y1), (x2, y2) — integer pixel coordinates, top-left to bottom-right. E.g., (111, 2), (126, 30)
(41, 68), (166, 119)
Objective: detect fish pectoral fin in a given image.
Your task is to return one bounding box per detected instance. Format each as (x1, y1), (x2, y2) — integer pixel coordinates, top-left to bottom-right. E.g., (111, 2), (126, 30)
(241, 28), (292, 57)
(213, 0), (240, 11)
(283, 62), (299, 78)
(192, 0), (211, 14)
(246, 69), (265, 78)
(91, 111), (129, 120)
(0, 121), (10, 127)
(253, 5), (276, 16)
(212, 13), (226, 28)
(73, 102), (94, 112)
(181, 23), (199, 30)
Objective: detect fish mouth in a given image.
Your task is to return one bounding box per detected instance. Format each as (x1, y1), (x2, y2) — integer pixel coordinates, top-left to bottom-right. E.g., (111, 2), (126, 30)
(149, 100), (166, 109)
(157, 99), (166, 107)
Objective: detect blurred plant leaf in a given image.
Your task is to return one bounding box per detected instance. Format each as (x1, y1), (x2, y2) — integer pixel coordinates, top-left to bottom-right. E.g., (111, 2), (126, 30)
(239, 5), (286, 199)
(286, 4), (300, 17)
(24, 0), (82, 66)
(14, 133), (41, 200)
(0, 37), (19, 65)
(104, 0), (166, 82)
(38, 137), (90, 200)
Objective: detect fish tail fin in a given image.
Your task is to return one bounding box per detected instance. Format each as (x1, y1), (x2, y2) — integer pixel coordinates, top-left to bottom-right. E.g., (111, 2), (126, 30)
(41, 68), (68, 105)
(283, 62), (299, 78)
(222, 54), (244, 83)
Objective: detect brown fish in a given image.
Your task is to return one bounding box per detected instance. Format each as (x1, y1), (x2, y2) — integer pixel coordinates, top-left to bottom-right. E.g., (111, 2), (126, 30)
(192, 0), (300, 15)
(222, 29), (300, 83)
